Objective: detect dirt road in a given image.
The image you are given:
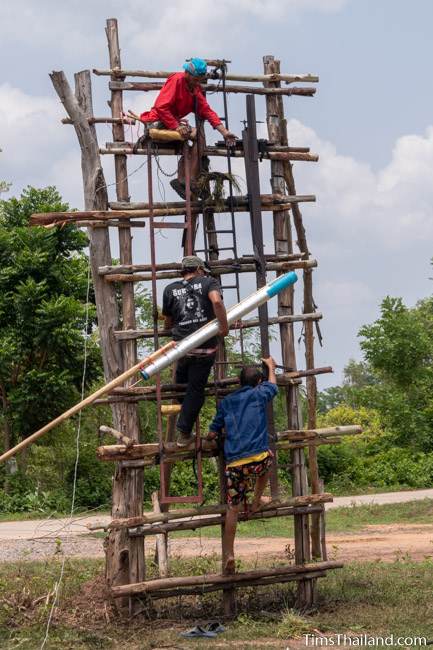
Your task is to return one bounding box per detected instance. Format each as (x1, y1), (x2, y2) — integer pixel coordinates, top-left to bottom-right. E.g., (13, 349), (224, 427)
(1, 488), (433, 565)
(1, 521), (433, 564)
(2, 487), (432, 542)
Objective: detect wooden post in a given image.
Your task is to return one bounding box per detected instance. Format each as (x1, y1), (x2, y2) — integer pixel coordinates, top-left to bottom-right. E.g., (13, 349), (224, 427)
(275, 69), (322, 560)
(263, 55), (313, 610)
(106, 18), (145, 599)
(152, 491), (168, 577)
(193, 108), (236, 617)
(242, 94), (278, 498)
(49, 69), (137, 600)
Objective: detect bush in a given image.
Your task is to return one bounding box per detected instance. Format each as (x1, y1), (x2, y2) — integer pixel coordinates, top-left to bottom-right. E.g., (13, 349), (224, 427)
(316, 404), (433, 492)
(168, 458), (219, 503)
(0, 470), (69, 513)
(65, 446), (112, 509)
(352, 447), (433, 489)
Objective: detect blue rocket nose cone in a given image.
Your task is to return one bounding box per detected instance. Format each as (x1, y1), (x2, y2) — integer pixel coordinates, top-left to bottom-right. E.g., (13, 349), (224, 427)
(267, 272), (298, 297)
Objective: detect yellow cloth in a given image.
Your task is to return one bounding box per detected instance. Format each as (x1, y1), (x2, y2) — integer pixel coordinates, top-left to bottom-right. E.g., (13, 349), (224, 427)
(227, 450), (270, 468)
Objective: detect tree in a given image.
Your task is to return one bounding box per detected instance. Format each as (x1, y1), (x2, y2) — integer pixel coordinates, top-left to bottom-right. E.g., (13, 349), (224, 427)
(317, 358), (376, 413)
(0, 181), (11, 195)
(0, 187), (102, 462)
(343, 359), (376, 389)
(358, 295), (433, 449)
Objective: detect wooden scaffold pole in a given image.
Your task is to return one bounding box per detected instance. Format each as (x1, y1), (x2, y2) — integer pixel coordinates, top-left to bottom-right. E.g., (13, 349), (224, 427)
(263, 54), (313, 609)
(49, 67), (139, 604)
(105, 18), (145, 605)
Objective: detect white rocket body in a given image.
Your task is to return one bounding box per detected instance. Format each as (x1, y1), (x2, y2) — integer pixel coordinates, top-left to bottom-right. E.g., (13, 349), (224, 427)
(140, 271), (298, 379)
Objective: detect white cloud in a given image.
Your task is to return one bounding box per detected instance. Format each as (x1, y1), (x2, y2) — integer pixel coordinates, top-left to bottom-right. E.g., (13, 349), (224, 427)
(0, 83), (74, 187)
(0, 4), (102, 58)
(0, 1), (349, 61)
(320, 279), (374, 310)
(282, 118), (433, 250)
(125, 0), (348, 59)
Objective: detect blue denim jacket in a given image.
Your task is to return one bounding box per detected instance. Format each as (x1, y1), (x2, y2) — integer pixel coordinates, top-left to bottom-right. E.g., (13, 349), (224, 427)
(209, 381), (278, 464)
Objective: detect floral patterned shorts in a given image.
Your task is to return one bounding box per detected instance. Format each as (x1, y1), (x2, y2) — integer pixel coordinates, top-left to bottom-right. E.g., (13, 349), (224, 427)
(225, 454), (272, 506)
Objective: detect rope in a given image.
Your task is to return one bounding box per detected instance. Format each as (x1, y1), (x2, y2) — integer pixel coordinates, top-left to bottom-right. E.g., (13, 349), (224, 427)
(95, 158), (148, 194)
(154, 145), (179, 178)
(40, 258), (92, 649)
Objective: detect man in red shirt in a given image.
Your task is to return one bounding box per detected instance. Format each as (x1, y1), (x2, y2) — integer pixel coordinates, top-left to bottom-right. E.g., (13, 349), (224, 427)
(140, 58), (236, 198)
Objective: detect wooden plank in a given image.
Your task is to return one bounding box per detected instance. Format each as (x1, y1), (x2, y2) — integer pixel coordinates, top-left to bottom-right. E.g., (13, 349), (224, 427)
(74, 220), (146, 228)
(102, 259), (317, 283)
(113, 312), (323, 340)
(96, 428), (346, 462)
(62, 116), (136, 125)
(149, 570), (328, 599)
(108, 495), (333, 529)
(242, 94), (278, 498)
(101, 252), (306, 273)
(30, 195), (316, 225)
(109, 80), (316, 96)
(93, 68), (319, 83)
(111, 561), (343, 597)
(128, 505), (324, 536)
(106, 194), (306, 212)
(101, 144), (318, 161)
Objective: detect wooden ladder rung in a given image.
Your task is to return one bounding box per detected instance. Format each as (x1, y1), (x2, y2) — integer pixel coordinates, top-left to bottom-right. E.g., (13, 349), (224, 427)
(152, 222), (187, 229)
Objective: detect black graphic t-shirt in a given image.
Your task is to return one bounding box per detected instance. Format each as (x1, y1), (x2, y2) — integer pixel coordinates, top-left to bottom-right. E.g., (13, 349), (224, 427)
(162, 276), (221, 346)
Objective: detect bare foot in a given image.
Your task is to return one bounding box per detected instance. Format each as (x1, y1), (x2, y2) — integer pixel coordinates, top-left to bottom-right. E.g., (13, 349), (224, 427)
(224, 556), (235, 574)
(250, 496), (273, 514)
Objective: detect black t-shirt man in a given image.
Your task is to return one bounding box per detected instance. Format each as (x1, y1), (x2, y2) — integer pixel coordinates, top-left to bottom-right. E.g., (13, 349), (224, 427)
(162, 275), (221, 347)
(161, 256), (229, 443)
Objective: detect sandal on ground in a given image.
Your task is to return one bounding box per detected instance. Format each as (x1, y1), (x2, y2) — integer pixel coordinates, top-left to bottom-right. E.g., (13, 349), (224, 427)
(180, 625), (217, 638)
(206, 622), (226, 634)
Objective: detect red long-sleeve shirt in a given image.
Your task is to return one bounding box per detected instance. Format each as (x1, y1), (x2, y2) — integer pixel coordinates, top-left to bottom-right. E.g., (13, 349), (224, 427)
(140, 72), (222, 131)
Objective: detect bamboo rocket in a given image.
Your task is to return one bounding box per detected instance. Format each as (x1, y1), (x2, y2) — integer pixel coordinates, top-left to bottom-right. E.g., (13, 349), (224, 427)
(0, 271), (297, 464)
(139, 271), (298, 380)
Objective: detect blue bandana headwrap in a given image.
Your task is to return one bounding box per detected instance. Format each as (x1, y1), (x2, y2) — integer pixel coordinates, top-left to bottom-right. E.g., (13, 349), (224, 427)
(183, 58), (207, 77)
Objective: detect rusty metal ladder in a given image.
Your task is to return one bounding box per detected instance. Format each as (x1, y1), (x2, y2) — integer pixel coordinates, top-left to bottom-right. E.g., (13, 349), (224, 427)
(196, 63), (245, 359)
(147, 137), (204, 505)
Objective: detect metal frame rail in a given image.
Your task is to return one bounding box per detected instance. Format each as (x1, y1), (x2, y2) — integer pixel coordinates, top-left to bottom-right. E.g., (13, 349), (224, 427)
(147, 139), (203, 504)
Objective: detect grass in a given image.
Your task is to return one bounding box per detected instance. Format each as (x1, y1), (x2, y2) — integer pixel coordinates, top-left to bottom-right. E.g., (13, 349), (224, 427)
(170, 497), (433, 539)
(0, 508), (110, 523)
(0, 556), (433, 648)
(5, 498), (433, 544)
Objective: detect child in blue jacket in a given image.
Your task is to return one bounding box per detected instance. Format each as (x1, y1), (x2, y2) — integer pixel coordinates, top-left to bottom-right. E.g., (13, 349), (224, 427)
(207, 356), (277, 572)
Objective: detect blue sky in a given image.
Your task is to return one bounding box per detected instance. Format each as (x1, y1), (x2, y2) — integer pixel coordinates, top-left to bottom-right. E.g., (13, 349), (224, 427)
(1, 0), (432, 389)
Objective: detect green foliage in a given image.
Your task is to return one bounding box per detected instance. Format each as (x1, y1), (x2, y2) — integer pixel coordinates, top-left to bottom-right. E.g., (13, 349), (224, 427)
(0, 187), (102, 458)
(357, 296), (433, 449)
(168, 458), (219, 503)
(316, 402), (433, 492)
(316, 287), (433, 492)
(0, 469), (69, 514)
(359, 296), (432, 386)
(0, 180), (11, 195)
(317, 359), (377, 413)
(65, 444), (112, 509)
